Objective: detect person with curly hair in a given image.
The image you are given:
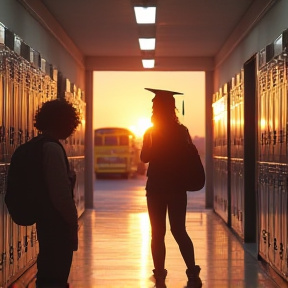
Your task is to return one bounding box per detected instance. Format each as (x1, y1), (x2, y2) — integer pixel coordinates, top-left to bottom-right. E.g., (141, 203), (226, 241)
(33, 99), (81, 288)
(140, 88), (202, 288)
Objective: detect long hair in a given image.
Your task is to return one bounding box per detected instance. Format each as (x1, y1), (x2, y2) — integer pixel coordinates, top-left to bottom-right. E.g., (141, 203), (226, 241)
(152, 104), (180, 126)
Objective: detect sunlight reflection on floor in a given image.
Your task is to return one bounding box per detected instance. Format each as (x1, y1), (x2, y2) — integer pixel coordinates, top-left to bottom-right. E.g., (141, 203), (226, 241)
(69, 209), (278, 288)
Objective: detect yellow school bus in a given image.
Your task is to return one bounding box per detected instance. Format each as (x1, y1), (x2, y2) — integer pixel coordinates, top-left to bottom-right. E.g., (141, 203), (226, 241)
(94, 127), (140, 178)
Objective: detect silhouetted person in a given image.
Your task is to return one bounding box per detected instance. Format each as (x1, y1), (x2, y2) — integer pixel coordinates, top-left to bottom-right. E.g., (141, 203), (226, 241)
(34, 99), (80, 288)
(140, 88), (202, 288)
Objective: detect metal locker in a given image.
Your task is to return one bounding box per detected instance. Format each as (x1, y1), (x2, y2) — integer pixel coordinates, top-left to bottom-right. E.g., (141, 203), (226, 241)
(214, 158), (228, 223)
(258, 163), (269, 261)
(273, 165), (282, 272)
(0, 164), (6, 285)
(268, 67), (276, 162)
(234, 71), (244, 159)
(280, 165), (288, 276)
(259, 68), (269, 162)
(271, 64), (280, 163)
(231, 160), (237, 229)
(237, 160), (244, 237)
(212, 92), (222, 157)
(221, 85), (228, 158)
(231, 160), (243, 237)
(268, 165), (276, 265)
(278, 60), (287, 163)
(230, 78), (237, 158)
(213, 158), (220, 213)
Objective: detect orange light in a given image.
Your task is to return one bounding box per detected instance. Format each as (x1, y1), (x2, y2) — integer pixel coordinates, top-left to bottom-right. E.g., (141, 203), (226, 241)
(129, 117), (153, 138)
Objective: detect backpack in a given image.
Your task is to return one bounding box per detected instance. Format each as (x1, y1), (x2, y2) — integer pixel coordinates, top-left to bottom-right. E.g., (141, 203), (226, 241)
(182, 127), (205, 191)
(5, 135), (63, 226)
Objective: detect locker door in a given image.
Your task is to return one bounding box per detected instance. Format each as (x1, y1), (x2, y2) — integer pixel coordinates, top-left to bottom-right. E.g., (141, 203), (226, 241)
(258, 163), (269, 261)
(238, 161), (244, 236)
(0, 164), (5, 286)
(231, 160), (237, 230)
(268, 166), (275, 264)
(273, 167), (281, 271)
(279, 167), (287, 275)
(273, 66), (280, 162)
(278, 62), (286, 163)
(267, 68), (274, 162)
(281, 167), (288, 276)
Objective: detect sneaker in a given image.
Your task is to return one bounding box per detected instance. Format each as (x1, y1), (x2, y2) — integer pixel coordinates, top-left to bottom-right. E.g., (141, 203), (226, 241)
(153, 268), (168, 283)
(186, 265), (202, 288)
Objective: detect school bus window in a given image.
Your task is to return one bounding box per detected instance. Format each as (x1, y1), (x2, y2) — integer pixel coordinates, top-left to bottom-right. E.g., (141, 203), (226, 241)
(95, 136), (102, 146)
(119, 135), (129, 146)
(105, 136), (117, 146)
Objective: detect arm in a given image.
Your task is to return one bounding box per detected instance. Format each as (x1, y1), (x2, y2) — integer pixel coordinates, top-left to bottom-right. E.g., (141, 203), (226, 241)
(42, 142), (78, 228)
(140, 129), (152, 163)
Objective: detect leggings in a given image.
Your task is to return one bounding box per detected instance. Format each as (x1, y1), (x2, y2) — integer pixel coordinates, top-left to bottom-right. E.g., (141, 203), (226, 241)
(147, 191), (195, 271)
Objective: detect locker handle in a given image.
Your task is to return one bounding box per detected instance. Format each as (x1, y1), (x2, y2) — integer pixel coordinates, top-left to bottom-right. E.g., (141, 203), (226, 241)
(262, 230), (268, 243)
(1, 252), (6, 271)
(0, 253), (3, 271)
(280, 243), (284, 260)
(17, 241), (21, 259)
(9, 245), (14, 264)
(274, 238), (278, 251)
(280, 130), (284, 143)
(24, 235), (28, 252)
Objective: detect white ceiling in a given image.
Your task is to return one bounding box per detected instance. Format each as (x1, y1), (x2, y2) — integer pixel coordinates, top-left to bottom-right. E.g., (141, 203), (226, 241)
(38, 0), (259, 70)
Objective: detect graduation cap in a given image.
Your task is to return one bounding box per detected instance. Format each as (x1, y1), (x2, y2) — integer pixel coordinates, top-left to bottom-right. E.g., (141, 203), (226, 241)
(145, 88), (185, 115)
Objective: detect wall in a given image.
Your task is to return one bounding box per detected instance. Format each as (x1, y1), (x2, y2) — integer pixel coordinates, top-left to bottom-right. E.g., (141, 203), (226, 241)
(214, 0), (288, 90)
(0, 0), (85, 89)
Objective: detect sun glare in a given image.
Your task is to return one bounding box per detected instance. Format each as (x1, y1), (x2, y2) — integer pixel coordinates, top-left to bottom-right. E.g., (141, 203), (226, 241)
(130, 117), (153, 138)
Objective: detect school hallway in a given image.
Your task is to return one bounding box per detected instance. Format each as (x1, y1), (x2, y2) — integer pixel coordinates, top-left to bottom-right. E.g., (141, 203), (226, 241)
(65, 176), (285, 288)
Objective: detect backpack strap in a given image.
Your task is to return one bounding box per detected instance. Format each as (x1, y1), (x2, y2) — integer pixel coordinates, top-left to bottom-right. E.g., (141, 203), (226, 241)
(37, 135), (70, 173)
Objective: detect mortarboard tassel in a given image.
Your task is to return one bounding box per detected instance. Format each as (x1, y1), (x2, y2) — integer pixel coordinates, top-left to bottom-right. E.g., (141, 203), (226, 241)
(182, 100), (185, 116)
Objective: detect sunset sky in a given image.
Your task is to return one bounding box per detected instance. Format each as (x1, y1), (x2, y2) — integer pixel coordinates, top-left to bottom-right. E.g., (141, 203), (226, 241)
(93, 71), (205, 138)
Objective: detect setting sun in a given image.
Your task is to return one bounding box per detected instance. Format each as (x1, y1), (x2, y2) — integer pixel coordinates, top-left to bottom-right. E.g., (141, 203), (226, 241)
(129, 117), (153, 138)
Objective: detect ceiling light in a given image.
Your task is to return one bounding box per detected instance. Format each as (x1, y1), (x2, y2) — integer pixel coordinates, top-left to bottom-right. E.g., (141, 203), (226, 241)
(139, 38), (155, 50)
(142, 59), (155, 68)
(134, 7), (156, 24)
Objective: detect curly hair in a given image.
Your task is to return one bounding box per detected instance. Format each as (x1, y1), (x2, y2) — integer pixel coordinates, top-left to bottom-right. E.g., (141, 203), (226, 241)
(34, 99), (81, 137)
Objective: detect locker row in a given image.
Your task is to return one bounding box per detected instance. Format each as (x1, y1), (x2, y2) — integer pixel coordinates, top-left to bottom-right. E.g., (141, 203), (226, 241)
(212, 28), (288, 281)
(0, 24), (86, 287)
(258, 162), (288, 278)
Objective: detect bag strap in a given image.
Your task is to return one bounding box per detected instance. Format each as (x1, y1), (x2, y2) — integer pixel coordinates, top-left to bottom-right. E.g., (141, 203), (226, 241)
(37, 135), (70, 173)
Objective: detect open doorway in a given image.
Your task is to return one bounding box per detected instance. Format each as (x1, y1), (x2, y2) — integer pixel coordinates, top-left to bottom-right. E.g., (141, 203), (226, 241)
(93, 71), (206, 210)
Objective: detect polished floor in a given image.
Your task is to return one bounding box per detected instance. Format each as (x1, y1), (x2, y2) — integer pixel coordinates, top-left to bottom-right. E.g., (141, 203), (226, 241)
(65, 177), (284, 288)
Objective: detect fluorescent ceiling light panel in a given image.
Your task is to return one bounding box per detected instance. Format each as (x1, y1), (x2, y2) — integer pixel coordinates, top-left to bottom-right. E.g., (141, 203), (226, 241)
(142, 59), (155, 68)
(134, 7), (156, 24)
(139, 38), (156, 50)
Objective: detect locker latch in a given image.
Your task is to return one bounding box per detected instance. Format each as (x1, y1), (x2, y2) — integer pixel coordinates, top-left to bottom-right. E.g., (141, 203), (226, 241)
(24, 235), (28, 253)
(262, 230), (268, 243)
(274, 238), (278, 251)
(280, 243), (284, 260)
(17, 241), (22, 260)
(9, 245), (14, 264)
(280, 130), (284, 143)
(1, 252), (6, 271)
(0, 253), (3, 271)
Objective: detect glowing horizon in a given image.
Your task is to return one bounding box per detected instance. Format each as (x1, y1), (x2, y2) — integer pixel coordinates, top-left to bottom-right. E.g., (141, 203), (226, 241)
(93, 71), (205, 138)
